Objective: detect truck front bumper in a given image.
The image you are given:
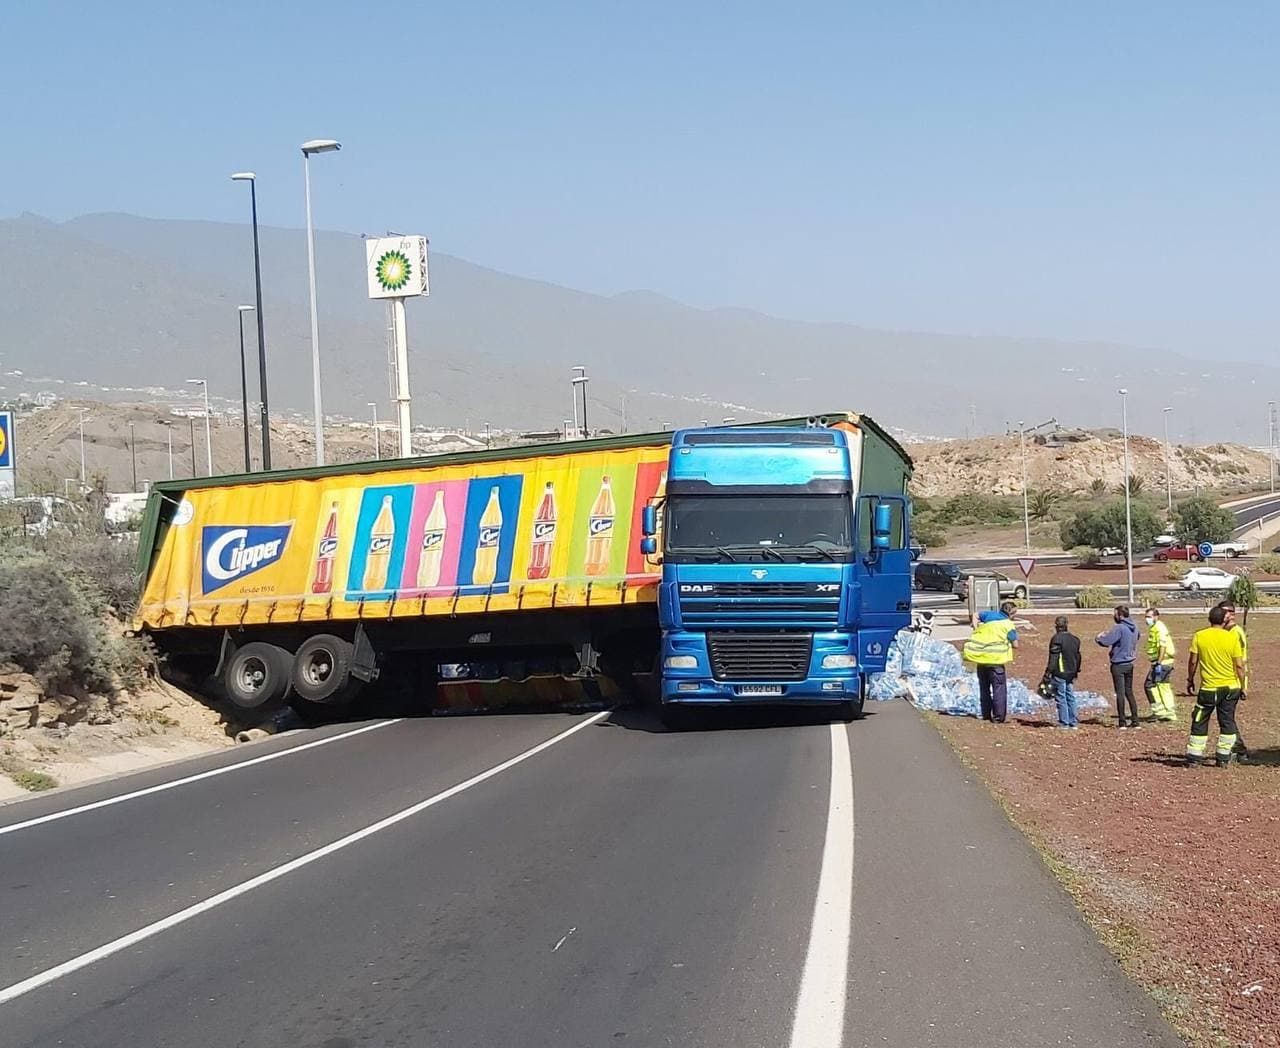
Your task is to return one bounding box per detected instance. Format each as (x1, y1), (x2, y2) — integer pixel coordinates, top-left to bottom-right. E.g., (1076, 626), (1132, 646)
(660, 630), (860, 705)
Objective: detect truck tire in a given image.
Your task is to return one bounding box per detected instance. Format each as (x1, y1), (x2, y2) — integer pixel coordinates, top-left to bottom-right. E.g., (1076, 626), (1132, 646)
(223, 642), (291, 713)
(291, 634), (357, 705)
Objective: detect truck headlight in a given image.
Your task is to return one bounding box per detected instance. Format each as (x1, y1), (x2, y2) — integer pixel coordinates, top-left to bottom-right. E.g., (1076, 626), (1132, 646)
(821, 654), (857, 669)
(665, 655), (699, 669)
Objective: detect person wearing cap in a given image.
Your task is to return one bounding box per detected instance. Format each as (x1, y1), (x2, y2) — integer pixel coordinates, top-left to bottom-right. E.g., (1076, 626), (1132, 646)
(1143, 607), (1178, 722)
(1096, 604), (1141, 729)
(1043, 615), (1082, 728)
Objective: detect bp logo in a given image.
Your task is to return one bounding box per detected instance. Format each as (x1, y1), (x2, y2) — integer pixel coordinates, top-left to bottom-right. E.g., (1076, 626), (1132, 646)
(0, 425), (7, 463)
(374, 249), (412, 293)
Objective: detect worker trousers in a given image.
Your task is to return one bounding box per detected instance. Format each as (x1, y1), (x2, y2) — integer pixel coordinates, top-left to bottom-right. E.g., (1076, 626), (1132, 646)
(976, 665), (1007, 723)
(1143, 663), (1178, 721)
(1186, 687), (1241, 766)
(1110, 661), (1139, 727)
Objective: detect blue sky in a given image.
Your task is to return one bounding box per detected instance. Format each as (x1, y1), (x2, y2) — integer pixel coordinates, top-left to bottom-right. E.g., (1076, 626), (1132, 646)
(2, 1), (1276, 358)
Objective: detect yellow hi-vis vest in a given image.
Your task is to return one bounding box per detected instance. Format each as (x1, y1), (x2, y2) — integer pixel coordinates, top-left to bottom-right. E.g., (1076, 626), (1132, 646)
(963, 618), (1016, 666)
(1146, 619), (1175, 663)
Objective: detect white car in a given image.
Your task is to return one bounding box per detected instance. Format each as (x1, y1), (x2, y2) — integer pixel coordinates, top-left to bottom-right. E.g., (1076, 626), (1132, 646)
(1178, 567), (1238, 592)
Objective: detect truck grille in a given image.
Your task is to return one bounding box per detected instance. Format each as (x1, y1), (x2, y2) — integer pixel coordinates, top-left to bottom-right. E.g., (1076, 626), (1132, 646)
(707, 632), (812, 681)
(679, 582), (839, 627)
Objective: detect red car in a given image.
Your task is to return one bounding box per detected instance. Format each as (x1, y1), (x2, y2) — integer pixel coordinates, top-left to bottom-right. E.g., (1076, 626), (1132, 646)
(1154, 544), (1204, 563)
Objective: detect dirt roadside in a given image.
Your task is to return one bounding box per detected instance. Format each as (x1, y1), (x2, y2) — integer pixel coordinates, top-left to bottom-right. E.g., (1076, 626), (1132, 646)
(929, 617), (1280, 1047)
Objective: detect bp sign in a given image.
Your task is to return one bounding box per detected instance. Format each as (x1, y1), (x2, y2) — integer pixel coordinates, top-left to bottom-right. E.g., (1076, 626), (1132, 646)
(0, 410), (14, 499)
(365, 235), (429, 300)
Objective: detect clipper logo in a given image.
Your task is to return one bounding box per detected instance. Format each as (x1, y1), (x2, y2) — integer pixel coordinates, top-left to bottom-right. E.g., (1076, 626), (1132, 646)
(201, 525), (291, 593)
(478, 526), (501, 548)
(588, 516), (613, 536)
(422, 529), (445, 551)
(533, 521), (556, 541)
(318, 537), (339, 557)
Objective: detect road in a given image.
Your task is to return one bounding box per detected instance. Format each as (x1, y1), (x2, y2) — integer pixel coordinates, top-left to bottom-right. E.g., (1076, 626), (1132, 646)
(1230, 493), (1280, 529)
(0, 705), (1178, 1047)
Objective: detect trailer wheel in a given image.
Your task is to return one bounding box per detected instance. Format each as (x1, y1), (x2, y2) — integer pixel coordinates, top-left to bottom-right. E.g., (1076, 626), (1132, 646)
(291, 634), (357, 705)
(223, 642), (291, 713)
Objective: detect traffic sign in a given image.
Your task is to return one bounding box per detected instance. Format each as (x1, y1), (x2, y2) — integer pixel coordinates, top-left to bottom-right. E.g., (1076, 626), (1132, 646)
(1017, 557), (1036, 578)
(1197, 542), (1214, 559)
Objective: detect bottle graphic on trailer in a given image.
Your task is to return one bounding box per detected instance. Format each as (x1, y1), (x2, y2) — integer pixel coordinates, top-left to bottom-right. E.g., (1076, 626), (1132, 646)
(472, 486), (503, 587)
(526, 482), (556, 580)
(584, 476), (615, 577)
(363, 495), (396, 592)
(416, 490), (448, 590)
(645, 471), (667, 570)
(312, 502), (340, 594)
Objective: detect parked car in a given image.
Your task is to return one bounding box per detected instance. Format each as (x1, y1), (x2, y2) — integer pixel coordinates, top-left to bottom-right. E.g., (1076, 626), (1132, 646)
(1178, 567), (1238, 592)
(1208, 541), (1249, 559)
(914, 561), (968, 600)
(968, 570), (1029, 600)
(1154, 533), (1178, 547)
(1154, 544), (1204, 563)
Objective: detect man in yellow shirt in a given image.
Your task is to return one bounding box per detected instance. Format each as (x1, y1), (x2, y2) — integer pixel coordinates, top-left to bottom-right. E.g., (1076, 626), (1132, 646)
(1217, 600), (1250, 760)
(1185, 606), (1247, 767)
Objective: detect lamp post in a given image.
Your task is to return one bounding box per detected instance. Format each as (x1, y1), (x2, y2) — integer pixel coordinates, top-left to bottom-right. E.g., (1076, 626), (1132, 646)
(161, 420), (174, 480)
(1162, 406), (1173, 515)
(188, 418), (197, 477)
(368, 402), (381, 460)
(76, 407), (91, 485)
(237, 305), (255, 472)
(230, 171), (272, 470)
(484, 422), (492, 447)
(571, 366), (588, 437)
(129, 422), (137, 491)
(187, 379), (212, 476)
(1018, 420), (1030, 554)
(1269, 401), (1276, 494)
(301, 139), (340, 466)
(1119, 388), (1135, 603)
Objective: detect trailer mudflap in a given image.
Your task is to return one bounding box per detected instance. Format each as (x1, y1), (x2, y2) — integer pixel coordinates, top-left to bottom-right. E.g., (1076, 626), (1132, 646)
(351, 624), (380, 684)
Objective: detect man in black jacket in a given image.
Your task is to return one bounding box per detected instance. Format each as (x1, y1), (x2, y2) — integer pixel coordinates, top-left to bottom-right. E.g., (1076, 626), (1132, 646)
(1044, 615), (1082, 728)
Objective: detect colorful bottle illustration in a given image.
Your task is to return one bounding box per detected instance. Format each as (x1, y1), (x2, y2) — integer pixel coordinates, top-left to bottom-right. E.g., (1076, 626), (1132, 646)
(585, 476), (615, 577)
(645, 471), (667, 570)
(363, 495), (396, 592)
(473, 486), (503, 587)
(527, 482), (556, 580)
(416, 490), (448, 590)
(312, 502), (340, 594)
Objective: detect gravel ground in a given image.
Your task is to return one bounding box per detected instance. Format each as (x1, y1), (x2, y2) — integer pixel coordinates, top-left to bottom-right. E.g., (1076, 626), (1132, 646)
(932, 615), (1280, 1048)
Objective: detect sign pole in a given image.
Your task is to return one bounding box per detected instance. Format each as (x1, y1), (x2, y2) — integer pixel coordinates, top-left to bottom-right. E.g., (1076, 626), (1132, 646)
(392, 296), (412, 458)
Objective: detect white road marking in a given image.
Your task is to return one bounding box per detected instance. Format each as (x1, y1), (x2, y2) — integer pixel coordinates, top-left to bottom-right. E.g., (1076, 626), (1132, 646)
(788, 722), (854, 1048)
(552, 926), (577, 952)
(0, 711), (607, 1007)
(0, 720), (401, 837)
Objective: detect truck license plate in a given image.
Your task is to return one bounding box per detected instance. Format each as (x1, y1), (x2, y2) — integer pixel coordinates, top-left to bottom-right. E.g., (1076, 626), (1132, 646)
(737, 685), (783, 696)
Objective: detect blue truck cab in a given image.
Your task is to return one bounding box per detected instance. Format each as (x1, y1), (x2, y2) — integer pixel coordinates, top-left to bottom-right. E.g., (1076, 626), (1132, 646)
(640, 415), (913, 726)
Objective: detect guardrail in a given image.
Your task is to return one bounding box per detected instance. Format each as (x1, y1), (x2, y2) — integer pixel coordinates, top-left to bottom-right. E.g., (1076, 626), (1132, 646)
(1232, 506), (1280, 543)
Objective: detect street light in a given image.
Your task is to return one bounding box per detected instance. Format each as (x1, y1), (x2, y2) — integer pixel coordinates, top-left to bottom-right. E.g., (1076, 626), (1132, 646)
(1119, 389), (1135, 604)
(484, 422), (492, 447)
(1018, 420), (1030, 554)
(1269, 402), (1277, 494)
(301, 138), (341, 466)
(571, 366), (588, 438)
(187, 378), (212, 476)
(368, 402), (381, 460)
(237, 305), (255, 473)
(129, 421), (137, 491)
(161, 420), (174, 480)
(230, 171), (272, 470)
(1162, 407), (1173, 515)
(77, 408), (90, 484)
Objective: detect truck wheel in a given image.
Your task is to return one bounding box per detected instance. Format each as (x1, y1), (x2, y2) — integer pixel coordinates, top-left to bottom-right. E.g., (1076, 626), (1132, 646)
(291, 634), (357, 705)
(224, 642), (291, 713)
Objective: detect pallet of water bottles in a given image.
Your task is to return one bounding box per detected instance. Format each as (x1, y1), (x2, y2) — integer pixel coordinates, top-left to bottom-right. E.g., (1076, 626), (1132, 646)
(868, 630), (1110, 718)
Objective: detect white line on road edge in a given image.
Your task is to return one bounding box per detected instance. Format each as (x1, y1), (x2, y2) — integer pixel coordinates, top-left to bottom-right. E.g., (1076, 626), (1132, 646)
(0, 711), (607, 1007)
(0, 720), (401, 838)
(788, 722), (854, 1048)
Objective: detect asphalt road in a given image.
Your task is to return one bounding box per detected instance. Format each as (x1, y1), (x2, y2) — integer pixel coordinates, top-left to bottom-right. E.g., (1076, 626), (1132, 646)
(1230, 493), (1280, 528)
(0, 704), (1180, 1048)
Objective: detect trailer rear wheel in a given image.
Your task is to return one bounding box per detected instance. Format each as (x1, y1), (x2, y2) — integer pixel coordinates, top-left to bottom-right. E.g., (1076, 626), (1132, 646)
(291, 634), (358, 705)
(224, 642), (291, 713)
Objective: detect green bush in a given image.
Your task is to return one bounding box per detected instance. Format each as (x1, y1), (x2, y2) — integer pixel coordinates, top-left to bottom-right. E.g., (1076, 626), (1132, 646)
(1227, 574), (1260, 622)
(1256, 554), (1280, 576)
(1166, 562), (1190, 580)
(912, 520), (946, 548)
(10, 770), (58, 792)
(930, 493), (1021, 527)
(1172, 495), (1236, 545)
(1075, 585), (1114, 609)
(1137, 588), (1164, 609)
(1072, 545), (1101, 566)
(1060, 499), (1162, 551)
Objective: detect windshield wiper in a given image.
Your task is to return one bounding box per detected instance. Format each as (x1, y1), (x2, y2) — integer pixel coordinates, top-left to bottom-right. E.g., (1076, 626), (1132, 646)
(771, 543), (841, 561)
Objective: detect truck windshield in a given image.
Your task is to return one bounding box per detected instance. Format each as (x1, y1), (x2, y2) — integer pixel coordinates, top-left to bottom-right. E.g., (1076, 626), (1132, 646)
(665, 494), (852, 562)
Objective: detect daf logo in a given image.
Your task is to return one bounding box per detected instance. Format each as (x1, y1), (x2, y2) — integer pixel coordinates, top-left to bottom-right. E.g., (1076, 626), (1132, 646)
(679, 584), (714, 593)
(751, 569), (768, 579)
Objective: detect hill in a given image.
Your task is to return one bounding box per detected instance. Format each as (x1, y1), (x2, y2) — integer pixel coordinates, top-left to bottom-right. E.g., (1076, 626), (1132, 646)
(2, 212), (1276, 440)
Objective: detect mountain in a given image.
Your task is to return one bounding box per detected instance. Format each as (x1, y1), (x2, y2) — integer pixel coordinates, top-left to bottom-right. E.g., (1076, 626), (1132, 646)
(0, 211), (1273, 440)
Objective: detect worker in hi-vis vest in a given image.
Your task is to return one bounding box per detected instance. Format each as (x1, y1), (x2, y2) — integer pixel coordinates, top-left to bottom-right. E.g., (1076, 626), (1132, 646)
(963, 600), (1019, 723)
(1143, 608), (1178, 722)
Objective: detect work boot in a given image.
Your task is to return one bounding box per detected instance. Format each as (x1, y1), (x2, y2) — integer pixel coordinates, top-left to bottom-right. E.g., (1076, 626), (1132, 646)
(1185, 755), (1204, 768)
(1215, 752), (1235, 768)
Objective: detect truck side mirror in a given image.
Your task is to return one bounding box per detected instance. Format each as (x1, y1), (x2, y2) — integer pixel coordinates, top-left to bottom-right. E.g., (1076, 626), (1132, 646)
(641, 505), (658, 537)
(640, 536), (657, 556)
(872, 502), (893, 550)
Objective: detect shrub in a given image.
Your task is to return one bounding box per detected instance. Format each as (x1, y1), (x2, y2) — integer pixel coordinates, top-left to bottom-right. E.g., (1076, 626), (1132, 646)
(1256, 553), (1280, 576)
(912, 519), (946, 548)
(10, 770), (58, 792)
(1075, 585), (1114, 609)
(1089, 478), (1106, 494)
(1060, 500), (1162, 551)
(1072, 545), (1101, 566)
(1028, 490), (1059, 520)
(1227, 573), (1260, 624)
(49, 532), (142, 615)
(1166, 562), (1190, 580)
(1137, 588), (1164, 609)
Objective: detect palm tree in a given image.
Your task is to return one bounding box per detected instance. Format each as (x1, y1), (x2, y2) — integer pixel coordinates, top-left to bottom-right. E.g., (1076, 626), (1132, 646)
(1116, 475), (1145, 496)
(1028, 490), (1059, 520)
